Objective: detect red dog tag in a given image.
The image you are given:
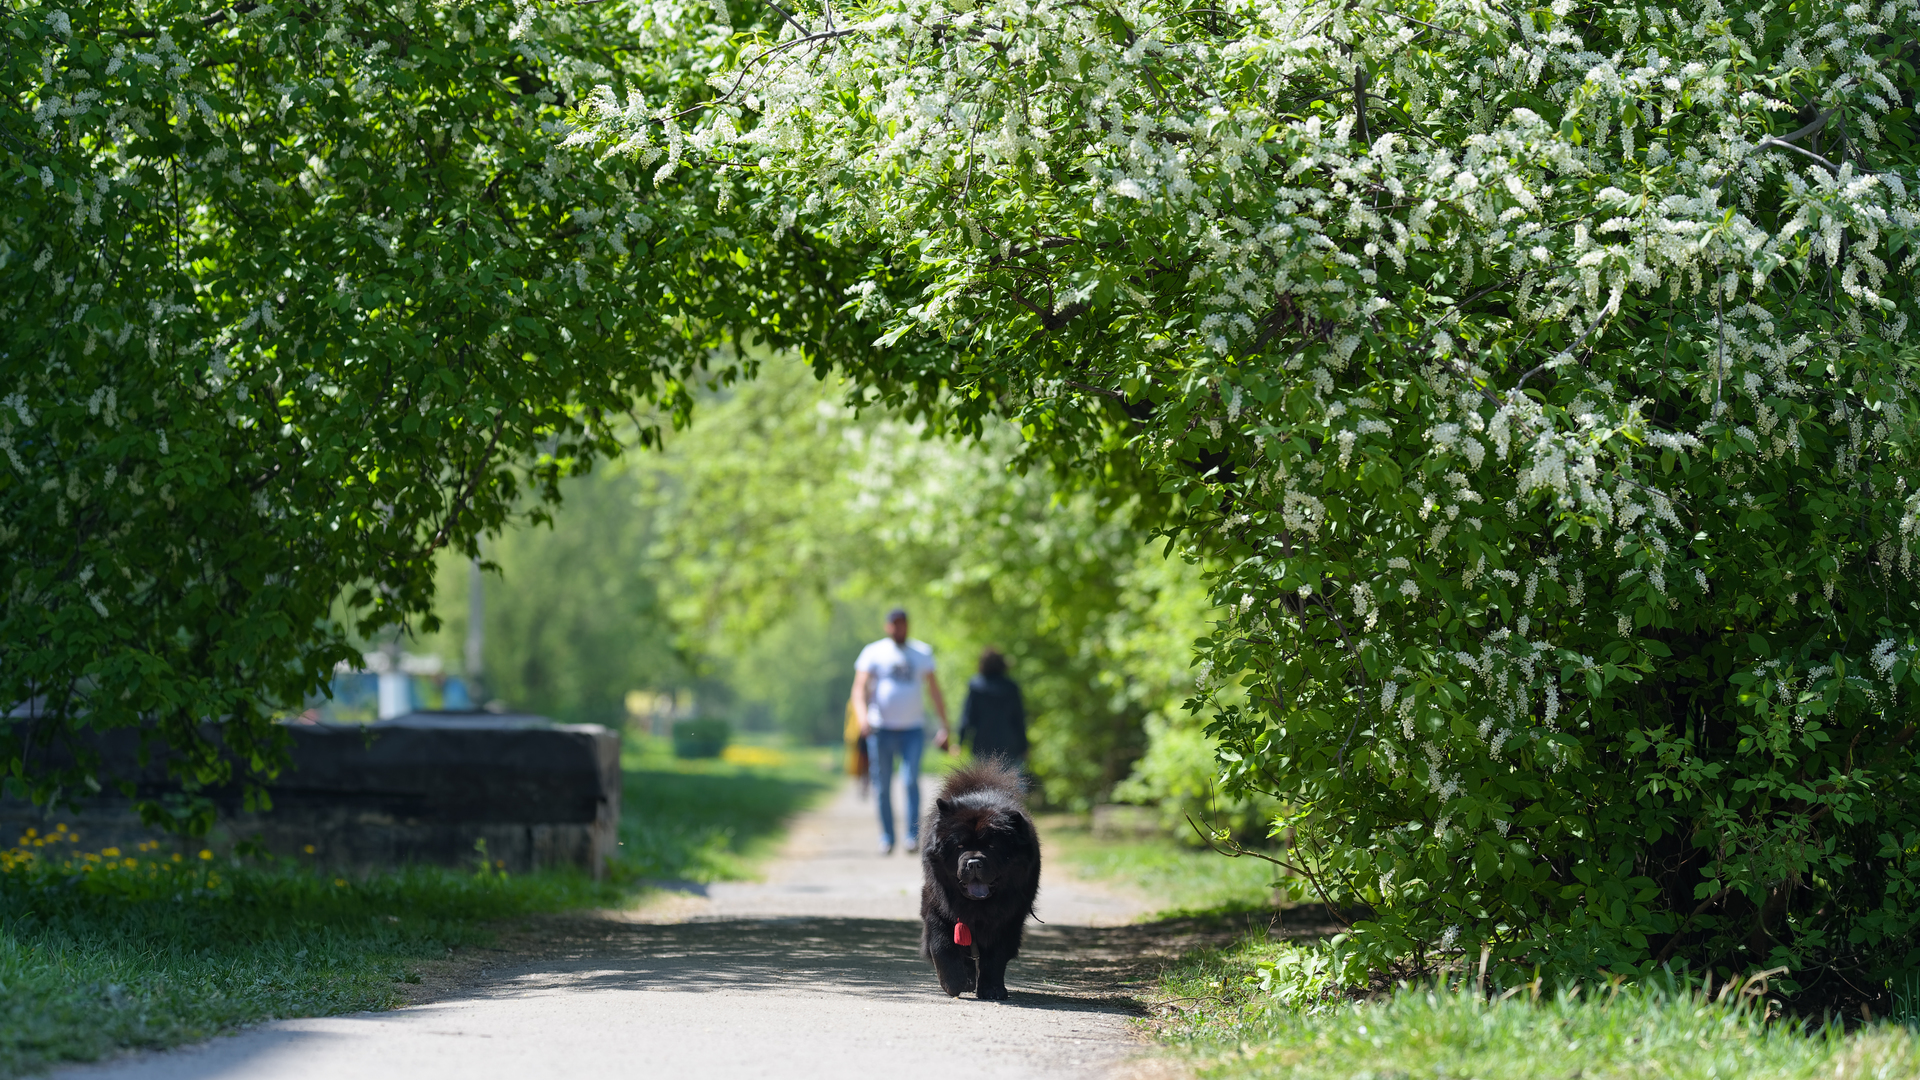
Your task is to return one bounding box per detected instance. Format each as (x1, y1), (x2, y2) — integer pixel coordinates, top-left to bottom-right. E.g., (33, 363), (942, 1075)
(954, 922), (972, 947)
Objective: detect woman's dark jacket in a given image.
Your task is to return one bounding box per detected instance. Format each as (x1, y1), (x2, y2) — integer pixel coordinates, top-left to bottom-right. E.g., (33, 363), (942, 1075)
(958, 673), (1028, 764)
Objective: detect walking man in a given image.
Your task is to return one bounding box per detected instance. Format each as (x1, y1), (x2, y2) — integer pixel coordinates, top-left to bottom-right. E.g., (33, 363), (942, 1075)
(851, 607), (951, 854)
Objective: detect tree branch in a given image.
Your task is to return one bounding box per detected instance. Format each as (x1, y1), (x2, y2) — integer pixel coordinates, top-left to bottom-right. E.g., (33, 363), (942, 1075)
(655, 28), (866, 125)
(1062, 379), (1126, 402)
(1187, 814), (1353, 930)
(1352, 64), (1369, 146)
(760, 0), (813, 35)
(430, 414), (509, 551)
(1754, 111), (1840, 172)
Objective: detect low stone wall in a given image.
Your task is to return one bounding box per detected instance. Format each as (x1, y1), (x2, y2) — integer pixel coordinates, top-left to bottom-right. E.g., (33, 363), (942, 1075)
(0, 713), (621, 877)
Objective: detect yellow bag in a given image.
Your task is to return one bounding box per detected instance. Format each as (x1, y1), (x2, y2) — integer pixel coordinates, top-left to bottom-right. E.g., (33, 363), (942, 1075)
(844, 698), (870, 776)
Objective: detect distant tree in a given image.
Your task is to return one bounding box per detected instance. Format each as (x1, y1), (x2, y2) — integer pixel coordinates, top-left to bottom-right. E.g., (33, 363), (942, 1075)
(639, 356), (1211, 807)
(467, 468), (690, 728)
(578, 0), (1920, 988)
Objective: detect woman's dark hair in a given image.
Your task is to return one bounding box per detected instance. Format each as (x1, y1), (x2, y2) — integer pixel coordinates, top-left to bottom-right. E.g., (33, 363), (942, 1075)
(977, 648), (1008, 678)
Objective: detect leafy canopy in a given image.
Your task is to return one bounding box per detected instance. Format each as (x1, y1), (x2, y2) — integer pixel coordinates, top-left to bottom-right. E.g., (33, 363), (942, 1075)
(0, 0), (864, 808)
(577, 0), (1920, 989)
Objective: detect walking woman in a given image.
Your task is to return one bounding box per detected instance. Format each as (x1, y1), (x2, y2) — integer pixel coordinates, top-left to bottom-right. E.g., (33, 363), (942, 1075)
(957, 648), (1027, 771)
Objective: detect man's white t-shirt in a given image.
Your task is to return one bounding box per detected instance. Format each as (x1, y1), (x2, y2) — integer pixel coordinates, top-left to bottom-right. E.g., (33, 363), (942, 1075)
(855, 637), (937, 731)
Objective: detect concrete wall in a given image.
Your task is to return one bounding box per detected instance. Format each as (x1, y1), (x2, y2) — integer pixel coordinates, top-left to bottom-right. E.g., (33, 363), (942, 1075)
(0, 713), (622, 877)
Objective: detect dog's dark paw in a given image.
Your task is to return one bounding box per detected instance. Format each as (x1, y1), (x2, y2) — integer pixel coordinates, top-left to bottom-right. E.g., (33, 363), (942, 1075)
(975, 984), (1009, 1001)
(934, 953), (975, 996)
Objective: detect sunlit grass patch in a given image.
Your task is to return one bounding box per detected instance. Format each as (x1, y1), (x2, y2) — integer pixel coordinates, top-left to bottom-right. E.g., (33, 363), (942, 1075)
(719, 744), (789, 768)
(1153, 936), (1920, 1080)
(1037, 816), (1281, 918)
(616, 733), (835, 884)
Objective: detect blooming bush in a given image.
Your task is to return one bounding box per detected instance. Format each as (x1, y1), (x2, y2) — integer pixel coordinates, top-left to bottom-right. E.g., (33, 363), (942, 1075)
(576, 0), (1920, 992)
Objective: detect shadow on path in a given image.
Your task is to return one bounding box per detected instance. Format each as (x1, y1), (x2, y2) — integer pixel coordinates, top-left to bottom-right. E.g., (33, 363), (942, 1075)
(461, 909), (1328, 1014)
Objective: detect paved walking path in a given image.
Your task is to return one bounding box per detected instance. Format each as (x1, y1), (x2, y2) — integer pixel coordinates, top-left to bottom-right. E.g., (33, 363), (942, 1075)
(60, 780), (1163, 1080)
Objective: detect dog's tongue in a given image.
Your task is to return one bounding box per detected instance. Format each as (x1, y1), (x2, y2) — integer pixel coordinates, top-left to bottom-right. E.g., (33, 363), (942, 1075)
(965, 882), (991, 899)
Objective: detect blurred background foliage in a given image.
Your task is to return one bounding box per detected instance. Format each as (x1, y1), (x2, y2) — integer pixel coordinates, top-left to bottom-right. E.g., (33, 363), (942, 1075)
(406, 355), (1242, 815)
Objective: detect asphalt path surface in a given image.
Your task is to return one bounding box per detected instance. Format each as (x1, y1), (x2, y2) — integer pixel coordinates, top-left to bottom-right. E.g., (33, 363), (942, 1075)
(59, 776), (1163, 1080)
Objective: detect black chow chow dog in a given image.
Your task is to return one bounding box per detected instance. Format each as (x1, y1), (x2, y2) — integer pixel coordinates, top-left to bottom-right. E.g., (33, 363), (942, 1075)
(919, 760), (1040, 1000)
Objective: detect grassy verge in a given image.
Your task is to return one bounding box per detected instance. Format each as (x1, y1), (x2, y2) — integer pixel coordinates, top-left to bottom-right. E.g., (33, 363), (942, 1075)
(1040, 821), (1920, 1078)
(0, 733), (835, 1076)
(1152, 935), (1920, 1080)
(0, 837), (614, 1078)
(1037, 815), (1283, 918)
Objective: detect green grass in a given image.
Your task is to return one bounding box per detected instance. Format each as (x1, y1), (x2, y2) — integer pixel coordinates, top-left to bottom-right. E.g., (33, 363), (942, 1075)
(1038, 816), (1283, 918)
(0, 733), (835, 1076)
(613, 734), (836, 884)
(0, 840), (614, 1078)
(1154, 935), (1920, 1080)
(1046, 830), (1920, 1078)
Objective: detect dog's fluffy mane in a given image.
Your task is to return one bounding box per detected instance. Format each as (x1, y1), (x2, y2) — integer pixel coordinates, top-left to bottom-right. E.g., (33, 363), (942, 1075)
(935, 758), (1025, 804)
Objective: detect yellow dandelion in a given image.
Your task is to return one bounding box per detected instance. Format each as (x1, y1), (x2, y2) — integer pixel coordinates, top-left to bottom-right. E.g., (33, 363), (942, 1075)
(303, 844), (316, 855)
(333, 877), (348, 887)
(721, 745), (786, 767)
(198, 849), (212, 861)
(102, 847), (120, 858)
(123, 857), (137, 868)
(172, 853), (182, 862)
(24, 828), (36, 839)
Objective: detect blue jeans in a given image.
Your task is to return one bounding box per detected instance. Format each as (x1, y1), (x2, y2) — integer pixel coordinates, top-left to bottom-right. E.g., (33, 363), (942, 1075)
(868, 727), (925, 847)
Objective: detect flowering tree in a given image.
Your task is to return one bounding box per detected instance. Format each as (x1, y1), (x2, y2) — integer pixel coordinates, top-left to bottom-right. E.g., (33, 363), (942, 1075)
(0, 0), (893, 816)
(579, 0), (1920, 989)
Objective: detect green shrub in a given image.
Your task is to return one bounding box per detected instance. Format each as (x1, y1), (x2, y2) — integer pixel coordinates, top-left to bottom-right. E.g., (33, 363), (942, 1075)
(669, 719), (732, 760)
